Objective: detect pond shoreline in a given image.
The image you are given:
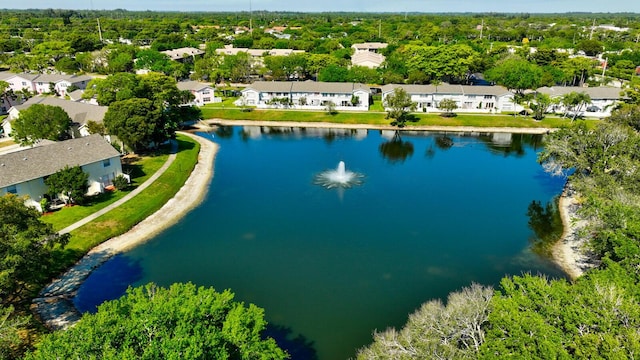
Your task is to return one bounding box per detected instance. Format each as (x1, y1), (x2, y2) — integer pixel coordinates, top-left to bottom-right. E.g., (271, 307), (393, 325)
(32, 132), (218, 329)
(33, 121), (583, 330)
(205, 119), (554, 134)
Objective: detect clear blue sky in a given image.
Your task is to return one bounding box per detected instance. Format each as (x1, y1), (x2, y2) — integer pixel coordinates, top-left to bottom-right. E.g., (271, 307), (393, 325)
(6, 0), (640, 13)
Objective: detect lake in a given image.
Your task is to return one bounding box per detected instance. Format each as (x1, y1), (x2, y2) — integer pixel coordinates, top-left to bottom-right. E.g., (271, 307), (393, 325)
(75, 126), (566, 360)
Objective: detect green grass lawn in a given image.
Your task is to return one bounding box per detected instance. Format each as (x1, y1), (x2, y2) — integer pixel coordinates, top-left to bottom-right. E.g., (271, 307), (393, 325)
(47, 134), (200, 274)
(201, 107), (597, 129)
(40, 149), (171, 231)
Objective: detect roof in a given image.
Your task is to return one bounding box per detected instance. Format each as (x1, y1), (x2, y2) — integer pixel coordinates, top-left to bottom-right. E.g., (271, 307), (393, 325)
(381, 84), (512, 96)
(1, 72), (93, 85)
(161, 47), (205, 60)
(245, 81), (369, 94)
(536, 86), (622, 100)
(13, 96), (107, 125)
(0, 134), (120, 188)
(351, 52), (386, 67)
(177, 81), (214, 92)
(352, 42), (388, 51)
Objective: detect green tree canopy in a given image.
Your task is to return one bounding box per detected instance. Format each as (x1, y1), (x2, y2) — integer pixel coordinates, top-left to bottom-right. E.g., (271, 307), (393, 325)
(103, 97), (164, 152)
(485, 57), (543, 96)
(11, 104), (72, 146)
(44, 165), (89, 205)
(0, 194), (69, 304)
(25, 283), (288, 360)
(437, 98), (458, 117)
(383, 87), (416, 127)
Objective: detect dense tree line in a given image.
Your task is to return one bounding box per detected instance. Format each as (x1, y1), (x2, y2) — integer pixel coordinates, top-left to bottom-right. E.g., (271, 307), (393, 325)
(1, 10), (639, 86)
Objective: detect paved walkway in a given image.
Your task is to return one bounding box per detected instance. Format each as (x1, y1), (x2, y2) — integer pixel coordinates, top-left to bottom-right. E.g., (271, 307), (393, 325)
(58, 140), (178, 235)
(32, 134), (218, 329)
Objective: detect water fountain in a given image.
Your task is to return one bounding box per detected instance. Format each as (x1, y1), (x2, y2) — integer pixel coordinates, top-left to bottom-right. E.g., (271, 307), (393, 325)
(314, 161), (363, 189)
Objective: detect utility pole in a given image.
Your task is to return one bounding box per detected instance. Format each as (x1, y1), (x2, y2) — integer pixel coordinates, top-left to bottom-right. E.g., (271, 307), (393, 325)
(480, 19), (484, 40)
(379, 19), (382, 39)
(589, 19), (596, 40)
(97, 18), (103, 43)
(249, 0), (253, 34)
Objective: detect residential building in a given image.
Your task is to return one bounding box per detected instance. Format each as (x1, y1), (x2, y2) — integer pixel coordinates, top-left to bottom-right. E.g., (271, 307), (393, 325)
(177, 81), (220, 105)
(161, 47), (205, 62)
(215, 45), (305, 68)
(351, 42), (388, 68)
(3, 96), (107, 138)
(381, 84), (517, 113)
(536, 86), (623, 118)
(239, 81), (370, 111)
(1, 72), (92, 96)
(0, 134), (123, 211)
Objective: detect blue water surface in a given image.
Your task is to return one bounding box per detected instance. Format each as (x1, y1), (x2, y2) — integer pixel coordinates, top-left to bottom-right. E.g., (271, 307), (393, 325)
(75, 127), (566, 360)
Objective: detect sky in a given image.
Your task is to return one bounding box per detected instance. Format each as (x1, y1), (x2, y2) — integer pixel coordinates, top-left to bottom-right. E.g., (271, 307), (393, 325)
(5, 0), (640, 13)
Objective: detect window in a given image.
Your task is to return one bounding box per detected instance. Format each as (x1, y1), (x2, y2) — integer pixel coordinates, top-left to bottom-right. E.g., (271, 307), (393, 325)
(7, 184), (17, 194)
(203, 97), (211, 102)
(103, 159), (111, 167)
(202, 90), (211, 95)
(484, 95), (493, 99)
(21, 81), (27, 86)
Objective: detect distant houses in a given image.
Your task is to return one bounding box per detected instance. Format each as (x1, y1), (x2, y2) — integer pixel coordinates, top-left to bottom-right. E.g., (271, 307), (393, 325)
(0, 71), (91, 97)
(381, 84), (518, 114)
(238, 81), (370, 111)
(536, 86), (623, 118)
(0, 134), (123, 211)
(351, 42), (388, 69)
(161, 47), (205, 62)
(176, 81), (220, 105)
(3, 96), (107, 138)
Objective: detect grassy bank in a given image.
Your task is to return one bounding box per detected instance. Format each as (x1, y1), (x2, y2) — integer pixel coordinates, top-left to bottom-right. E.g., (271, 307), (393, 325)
(41, 152), (170, 231)
(50, 134), (200, 271)
(201, 107), (597, 129)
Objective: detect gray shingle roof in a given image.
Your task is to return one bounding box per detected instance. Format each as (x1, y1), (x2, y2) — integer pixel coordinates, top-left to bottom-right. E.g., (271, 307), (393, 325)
(246, 81), (368, 94)
(0, 134), (120, 188)
(13, 97), (107, 125)
(382, 84), (512, 96)
(536, 86), (623, 100)
(177, 81), (214, 92)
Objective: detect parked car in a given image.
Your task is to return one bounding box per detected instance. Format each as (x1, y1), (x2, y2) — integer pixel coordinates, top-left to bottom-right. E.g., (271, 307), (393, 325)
(586, 105), (601, 112)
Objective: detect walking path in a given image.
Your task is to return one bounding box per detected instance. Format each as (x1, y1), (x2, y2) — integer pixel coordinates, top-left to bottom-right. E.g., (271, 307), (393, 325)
(32, 132), (218, 329)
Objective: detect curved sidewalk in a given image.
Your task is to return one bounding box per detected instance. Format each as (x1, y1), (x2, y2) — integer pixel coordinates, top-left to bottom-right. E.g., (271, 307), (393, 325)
(33, 133), (218, 329)
(58, 141), (178, 235)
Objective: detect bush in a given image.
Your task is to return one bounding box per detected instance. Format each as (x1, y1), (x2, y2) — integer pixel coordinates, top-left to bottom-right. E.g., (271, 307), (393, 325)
(112, 174), (129, 190)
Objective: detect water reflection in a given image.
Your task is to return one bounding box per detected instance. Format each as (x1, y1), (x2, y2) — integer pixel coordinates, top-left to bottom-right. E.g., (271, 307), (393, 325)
(478, 133), (544, 157)
(264, 324), (318, 360)
(378, 131), (414, 164)
(435, 135), (454, 150)
(526, 199), (563, 256)
(74, 254), (143, 313)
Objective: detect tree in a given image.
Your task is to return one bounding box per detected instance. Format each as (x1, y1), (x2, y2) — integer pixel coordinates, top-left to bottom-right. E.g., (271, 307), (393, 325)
(318, 64), (349, 82)
(485, 58), (543, 114)
(379, 132), (415, 164)
(44, 165), (89, 205)
(383, 87), (416, 127)
(84, 73), (143, 106)
(103, 98), (164, 152)
(11, 104), (72, 146)
(85, 120), (107, 136)
(437, 98), (458, 117)
(25, 283), (288, 360)
(561, 91), (591, 121)
(0, 194), (69, 304)
(530, 93), (552, 120)
(576, 39), (604, 57)
(0, 305), (30, 359)
(481, 274), (640, 359)
(358, 284), (493, 359)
